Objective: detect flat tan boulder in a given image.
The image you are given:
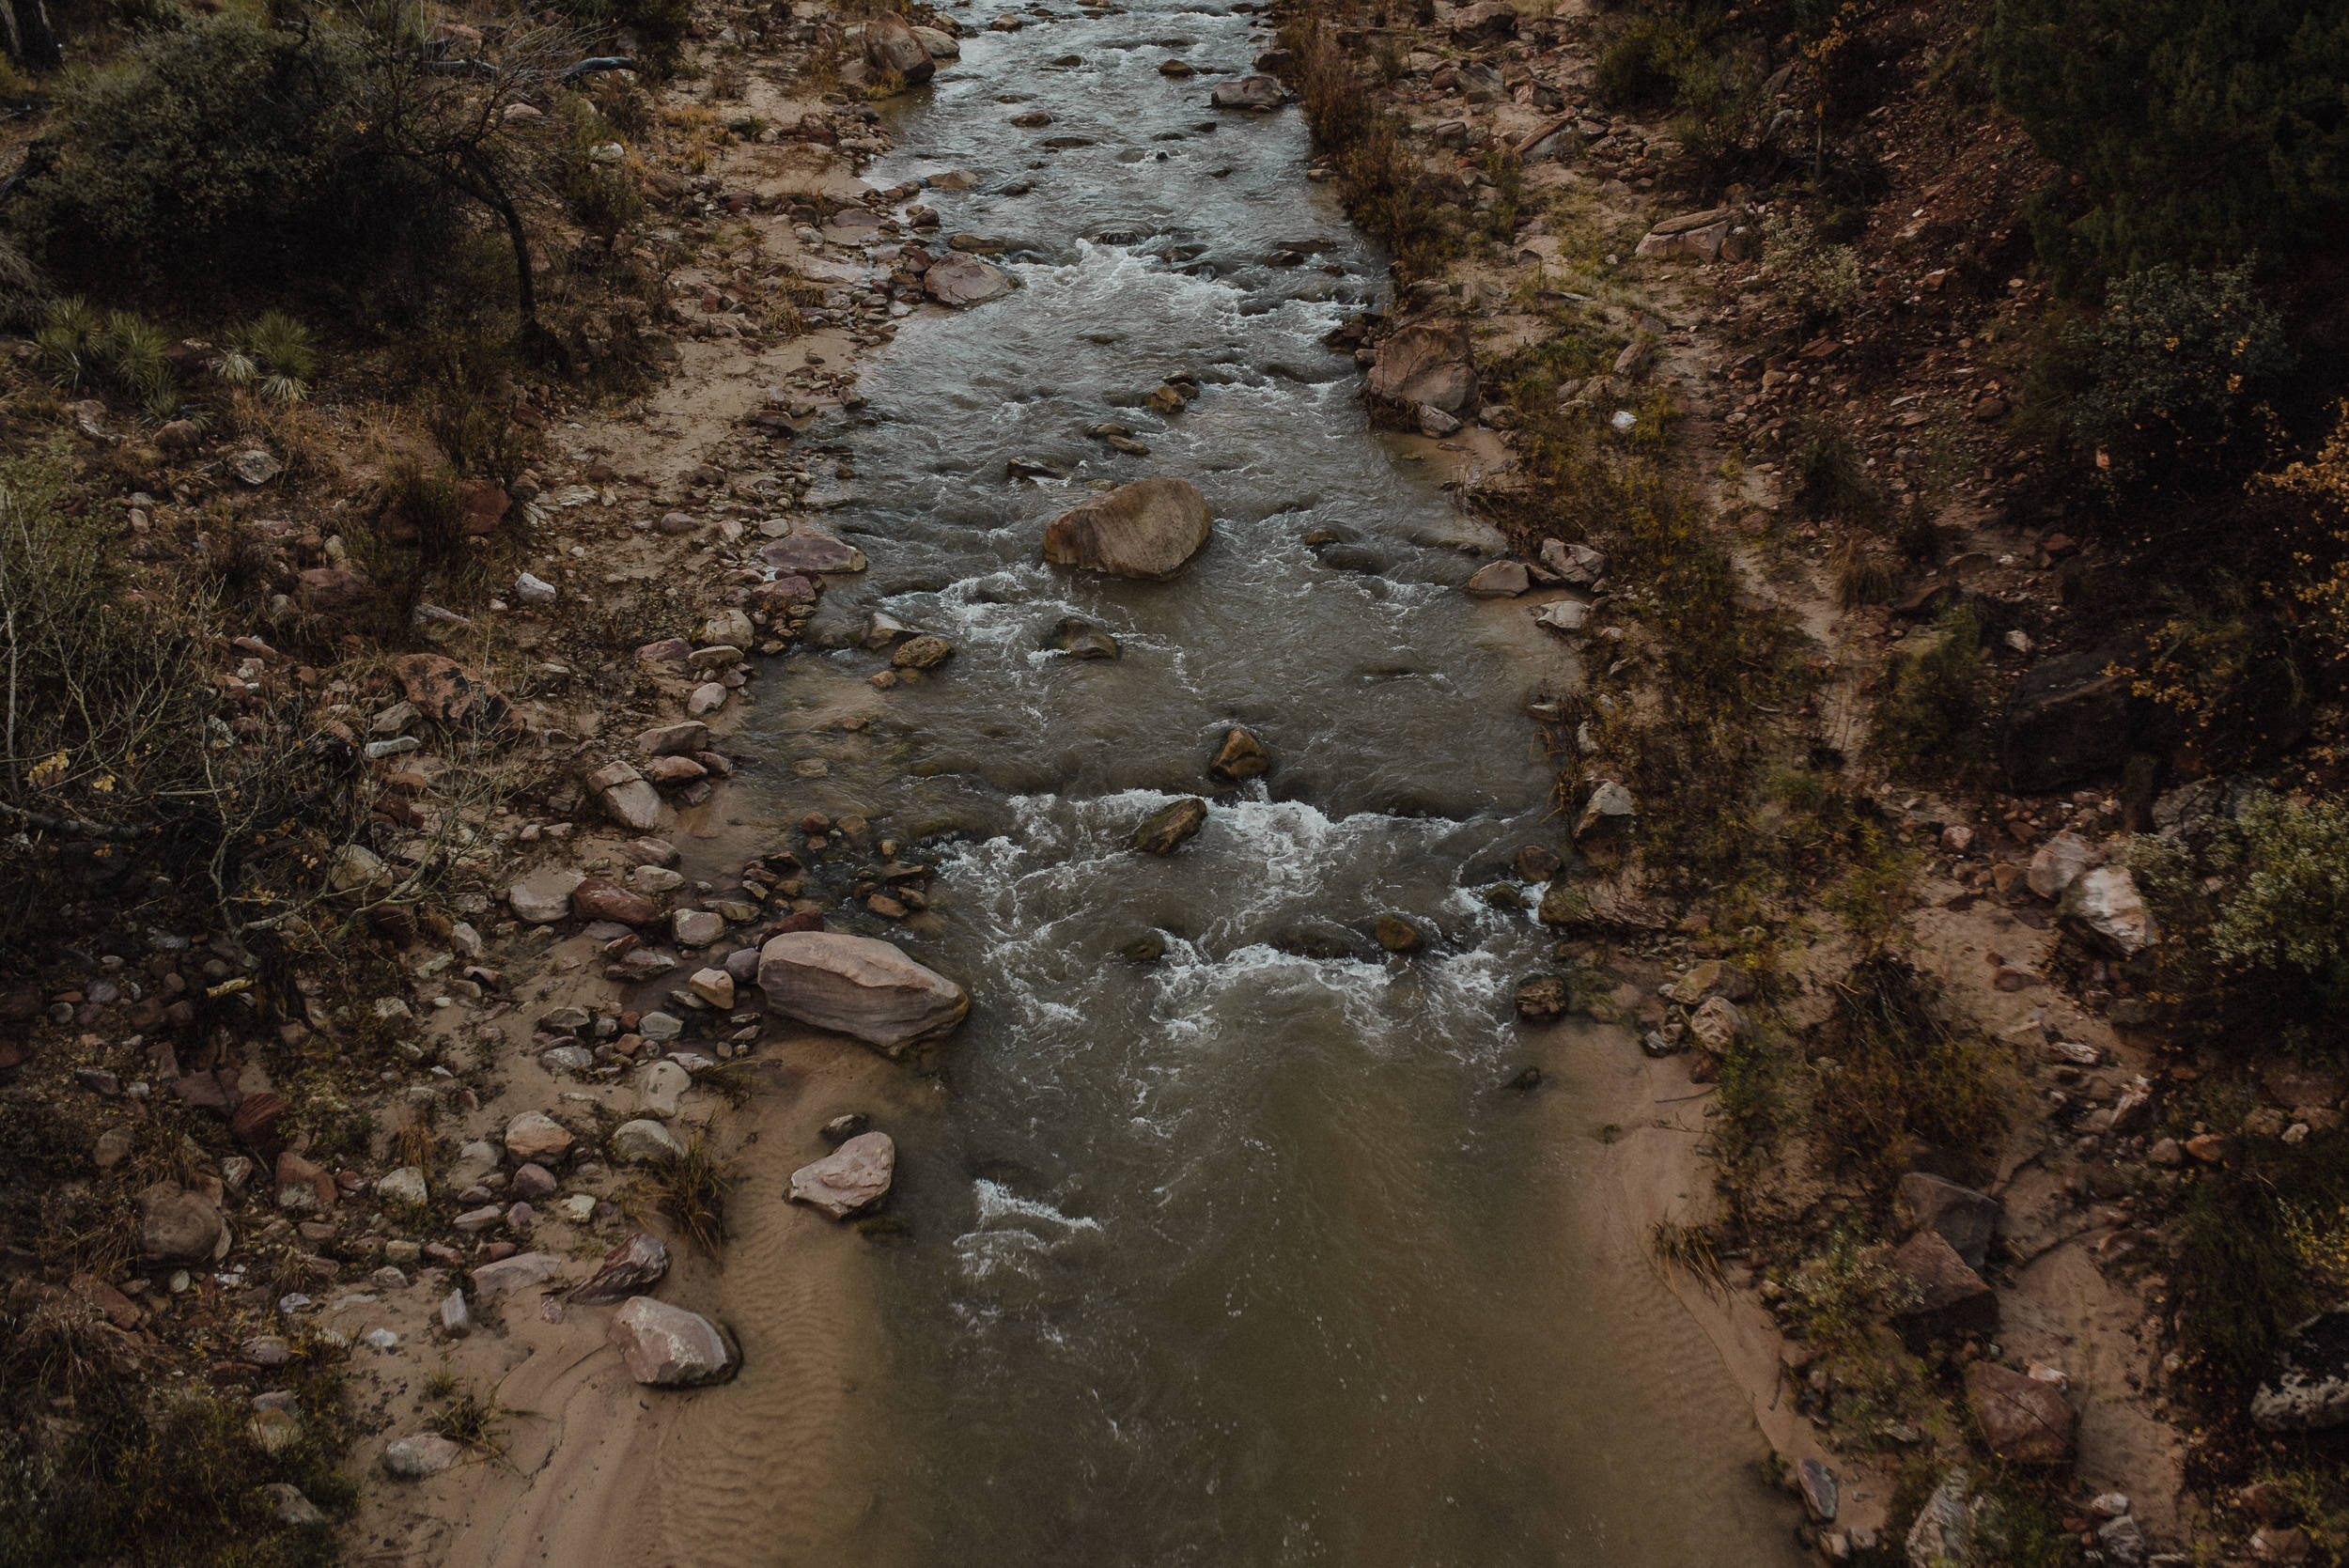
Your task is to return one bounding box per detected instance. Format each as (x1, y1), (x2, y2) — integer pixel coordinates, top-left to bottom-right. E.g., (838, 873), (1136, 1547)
(1042, 476), (1213, 580)
(608, 1296), (738, 1387)
(1366, 321), (1476, 414)
(788, 1131), (895, 1219)
(756, 932), (970, 1054)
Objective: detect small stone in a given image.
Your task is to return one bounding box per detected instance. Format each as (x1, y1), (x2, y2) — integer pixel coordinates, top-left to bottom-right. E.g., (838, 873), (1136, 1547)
(635, 1059), (691, 1118)
(504, 1111), (572, 1164)
(689, 968), (735, 1007)
(376, 1166), (428, 1206)
(673, 908), (725, 946)
(383, 1433), (463, 1479)
(1373, 915), (1423, 953)
(1797, 1458), (1838, 1524)
(568, 1232), (673, 1305)
(440, 1289), (472, 1336)
(819, 1112), (871, 1145)
(610, 1119), (684, 1165)
(470, 1250), (564, 1299)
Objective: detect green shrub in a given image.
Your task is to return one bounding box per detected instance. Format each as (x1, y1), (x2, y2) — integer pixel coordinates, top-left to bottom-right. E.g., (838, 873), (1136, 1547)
(18, 16), (428, 290)
(19, 11), (602, 329)
(1813, 955), (2010, 1188)
(2209, 793), (2349, 981)
(2059, 261), (2292, 486)
(1762, 210), (1862, 325)
(1989, 0), (2349, 271)
(1868, 606), (1989, 782)
(1593, 12), (1700, 109)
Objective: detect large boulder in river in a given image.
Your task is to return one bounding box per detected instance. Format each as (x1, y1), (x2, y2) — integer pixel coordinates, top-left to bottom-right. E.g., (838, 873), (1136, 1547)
(1135, 797), (1207, 854)
(1042, 476), (1213, 580)
(862, 11), (936, 84)
(925, 251), (1011, 307)
(1210, 74), (1285, 111)
(1366, 321), (1477, 416)
(756, 932), (970, 1054)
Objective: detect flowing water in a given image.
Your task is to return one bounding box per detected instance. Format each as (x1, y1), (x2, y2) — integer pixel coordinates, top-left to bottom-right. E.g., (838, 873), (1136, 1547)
(721, 4), (1808, 1560)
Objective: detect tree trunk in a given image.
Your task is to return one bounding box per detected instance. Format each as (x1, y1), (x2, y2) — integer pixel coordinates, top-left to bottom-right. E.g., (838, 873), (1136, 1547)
(456, 151), (536, 330)
(4, 0), (62, 71)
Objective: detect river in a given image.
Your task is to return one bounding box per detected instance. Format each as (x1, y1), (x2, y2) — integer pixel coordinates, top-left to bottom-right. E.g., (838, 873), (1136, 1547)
(712, 2), (1808, 1560)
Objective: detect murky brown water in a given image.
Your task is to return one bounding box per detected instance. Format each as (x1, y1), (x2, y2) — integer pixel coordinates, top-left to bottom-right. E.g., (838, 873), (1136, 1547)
(702, 5), (1808, 1561)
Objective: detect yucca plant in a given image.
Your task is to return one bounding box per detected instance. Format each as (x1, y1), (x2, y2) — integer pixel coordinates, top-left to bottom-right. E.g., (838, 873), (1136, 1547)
(218, 310), (320, 402)
(99, 310), (175, 400)
(32, 297), (101, 390)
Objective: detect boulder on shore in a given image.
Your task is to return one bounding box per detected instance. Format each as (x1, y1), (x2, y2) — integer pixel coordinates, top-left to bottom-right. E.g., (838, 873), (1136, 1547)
(1366, 321), (1477, 416)
(925, 251), (1012, 307)
(1042, 476), (1213, 580)
(2060, 865), (2156, 957)
(608, 1296), (739, 1386)
(788, 1131), (896, 1219)
(755, 931), (970, 1054)
(862, 10), (936, 85)
(1967, 1361), (2077, 1465)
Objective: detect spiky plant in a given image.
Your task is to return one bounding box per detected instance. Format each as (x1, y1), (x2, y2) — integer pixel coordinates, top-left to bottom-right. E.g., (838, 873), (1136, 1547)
(33, 298), (101, 390)
(220, 310), (320, 403)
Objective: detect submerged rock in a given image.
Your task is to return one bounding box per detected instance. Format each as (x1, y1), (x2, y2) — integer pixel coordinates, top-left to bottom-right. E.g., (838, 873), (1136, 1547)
(1209, 725), (1269, 781)
(755, 932), (971, 1053)
(1134, 797), (1207, 854)
(926, 251), (1013, 307)
(1046, 615), (1121, 659)
(1042, 475), (1214, 580)
(1210, 74), (1285, 110)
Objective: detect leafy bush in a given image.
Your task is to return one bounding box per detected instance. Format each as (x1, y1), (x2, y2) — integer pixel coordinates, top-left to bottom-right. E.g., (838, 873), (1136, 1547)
(1762, 210), (1861, 324)
(1868, 606), (1989, 782)
(19, 16), (423, 288)
(2059, 260), (2292, 486)
(1989, 0), (2349, 271)
(19, 11), (604, 328)
(2209, 793), (2349, 980)
(1594, 12), (1700, 109)
(0, 454), (365, 963)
